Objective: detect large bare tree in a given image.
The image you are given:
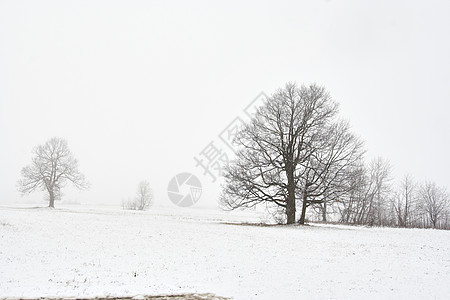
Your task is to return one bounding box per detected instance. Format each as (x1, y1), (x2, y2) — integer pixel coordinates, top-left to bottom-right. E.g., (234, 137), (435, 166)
(220, 83), (363, 224)
(18, 137), (88, 208)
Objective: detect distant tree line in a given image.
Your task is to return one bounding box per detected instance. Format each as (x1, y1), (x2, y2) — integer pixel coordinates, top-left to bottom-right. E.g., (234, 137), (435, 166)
(314, 159), (449, 230)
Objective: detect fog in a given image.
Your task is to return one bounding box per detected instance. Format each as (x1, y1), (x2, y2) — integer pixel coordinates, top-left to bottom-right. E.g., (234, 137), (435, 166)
(1, 0), (449, 208)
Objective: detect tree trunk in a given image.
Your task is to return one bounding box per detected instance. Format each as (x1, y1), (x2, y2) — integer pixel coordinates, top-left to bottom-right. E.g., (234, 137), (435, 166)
(322, 202), (327, 222)
(286, 199), (296, 224)
(286, 166), (296, 224)
(298, 191), (308, 224)
(49, 190), (55, 208)
(286, 186), (296, 224)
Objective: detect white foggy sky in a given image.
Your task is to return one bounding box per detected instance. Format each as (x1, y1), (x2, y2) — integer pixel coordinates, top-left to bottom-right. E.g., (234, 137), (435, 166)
(1, 0), (449, 207)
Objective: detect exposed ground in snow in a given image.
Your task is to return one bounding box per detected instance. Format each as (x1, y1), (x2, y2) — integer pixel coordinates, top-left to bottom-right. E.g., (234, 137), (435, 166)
(1, 205), (450, 299)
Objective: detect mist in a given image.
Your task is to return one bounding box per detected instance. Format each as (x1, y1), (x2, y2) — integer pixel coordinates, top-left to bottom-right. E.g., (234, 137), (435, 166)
(1, 0), (449, 208)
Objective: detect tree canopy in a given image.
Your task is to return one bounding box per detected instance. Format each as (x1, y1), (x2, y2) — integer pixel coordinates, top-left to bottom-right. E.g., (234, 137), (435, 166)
(221, 83), (363, 224)
(18, 137), (88, 207)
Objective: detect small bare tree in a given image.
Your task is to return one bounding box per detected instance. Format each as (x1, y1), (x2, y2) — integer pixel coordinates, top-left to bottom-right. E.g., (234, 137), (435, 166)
(391, 175), (416, 227)
(122, 197), (137, 210)
(123, 181), (153, 210)
(337, 158), (392, 227)
(419, 182), (448, 228)
(136, 180), (153, 210)
(366, 158), (392, 226)
(337, 163), (368, 224)
(17, 137), (88, 208)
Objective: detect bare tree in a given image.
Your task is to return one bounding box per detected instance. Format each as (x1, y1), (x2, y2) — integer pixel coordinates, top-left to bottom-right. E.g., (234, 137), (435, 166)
(122, 181), (153, 210)
(337, 157), (392, 227)
(337, 163), (368, 224)
(296, 120), (364, 224)
(391, 175), (416, 227)
(221, 82), (363, 224)
(17, 137), (88, 208)
(122, 197), (137, 210)
(365, 158), (392, 226)
(419, 182), (448, 228)
(136, 180), (153, 210)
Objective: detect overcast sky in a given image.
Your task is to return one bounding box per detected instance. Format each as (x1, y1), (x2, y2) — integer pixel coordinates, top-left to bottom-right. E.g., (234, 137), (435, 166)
(1, 0), (449, 208)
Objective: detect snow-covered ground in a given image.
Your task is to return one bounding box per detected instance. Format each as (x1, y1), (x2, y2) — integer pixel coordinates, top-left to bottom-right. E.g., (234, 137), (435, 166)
(1, 205), (449, 299)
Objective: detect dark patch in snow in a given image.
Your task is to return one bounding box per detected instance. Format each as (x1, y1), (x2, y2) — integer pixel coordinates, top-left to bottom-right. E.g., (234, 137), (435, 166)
(1, 294), (231, 300)
(222, 221), (310, 227)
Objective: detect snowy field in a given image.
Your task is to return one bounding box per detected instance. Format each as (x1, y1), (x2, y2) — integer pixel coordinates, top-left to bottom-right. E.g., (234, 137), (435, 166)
(1, 205), (450, 300)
